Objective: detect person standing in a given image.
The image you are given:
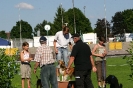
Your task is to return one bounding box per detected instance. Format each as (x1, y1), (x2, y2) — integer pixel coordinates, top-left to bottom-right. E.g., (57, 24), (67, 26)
(67, 34), (97, 88)
(34, 36), (58, 88)
(20, 42), (33, 88)
(92, 36), (107, 88)
(53, 26), (72, 81)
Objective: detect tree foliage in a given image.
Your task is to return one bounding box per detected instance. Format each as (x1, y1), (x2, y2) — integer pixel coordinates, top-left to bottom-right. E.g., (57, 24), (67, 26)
(65, 8), (93, 34)
(111, 9), (133, 35)
(123, 41), (133, 81)
(122, 9), (133, 33)
(34, 20), (53, 36)
(94, 18), (110, 37)
(52, 6), (93, 35)
(111, 12), (126, 35)
(52, 5), (66, 34)
(0, 30), (7, 39)
(10, 20), (33, 39)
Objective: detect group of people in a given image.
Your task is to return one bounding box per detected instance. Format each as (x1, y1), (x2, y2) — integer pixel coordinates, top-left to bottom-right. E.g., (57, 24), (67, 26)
(20, 26), (107, 88)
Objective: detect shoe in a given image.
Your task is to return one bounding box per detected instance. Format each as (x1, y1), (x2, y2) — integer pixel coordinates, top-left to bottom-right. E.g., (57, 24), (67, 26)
(103, 85), (106, 88)
(98, 86), (102, 88)
(57, 76), (60, 81)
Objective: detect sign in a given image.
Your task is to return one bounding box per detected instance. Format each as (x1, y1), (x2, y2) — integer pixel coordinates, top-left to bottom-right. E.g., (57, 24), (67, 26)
(44, 25), (51, 31)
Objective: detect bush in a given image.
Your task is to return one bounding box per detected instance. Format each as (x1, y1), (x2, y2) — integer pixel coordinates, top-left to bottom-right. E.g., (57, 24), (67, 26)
(0, 48), (20, 88)
(123, 41), (133, 81)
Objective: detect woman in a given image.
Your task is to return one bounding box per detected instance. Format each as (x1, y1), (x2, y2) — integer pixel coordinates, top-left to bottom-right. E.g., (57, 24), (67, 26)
(92, 37), (107, 88)
(20, 42), (33, 88)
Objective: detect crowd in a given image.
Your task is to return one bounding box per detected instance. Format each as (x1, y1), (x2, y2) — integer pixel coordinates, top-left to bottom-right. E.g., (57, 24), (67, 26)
(20, 26), (107, 88)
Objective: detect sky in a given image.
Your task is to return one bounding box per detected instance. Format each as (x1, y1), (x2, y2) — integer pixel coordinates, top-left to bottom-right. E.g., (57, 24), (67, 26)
(0, 0), (133, 32)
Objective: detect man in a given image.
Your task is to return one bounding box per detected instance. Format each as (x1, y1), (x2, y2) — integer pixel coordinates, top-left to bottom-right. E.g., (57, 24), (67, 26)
(53, 26), (72, 81)
(34, 36), (58, 88)
(67, 34), (97, 88)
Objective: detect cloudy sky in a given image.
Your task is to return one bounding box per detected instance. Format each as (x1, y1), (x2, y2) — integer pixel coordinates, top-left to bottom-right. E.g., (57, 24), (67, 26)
(0, 0), (133, 32)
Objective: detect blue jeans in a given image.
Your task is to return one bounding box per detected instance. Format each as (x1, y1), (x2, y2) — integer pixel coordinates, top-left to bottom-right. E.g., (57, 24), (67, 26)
(40, 64), (58, 88)
(56, 47), (69, 66)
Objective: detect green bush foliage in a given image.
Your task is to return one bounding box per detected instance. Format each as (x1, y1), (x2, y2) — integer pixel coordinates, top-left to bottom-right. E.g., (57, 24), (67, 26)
(0, 48), (20, 88)
(123, 41), (133, 80)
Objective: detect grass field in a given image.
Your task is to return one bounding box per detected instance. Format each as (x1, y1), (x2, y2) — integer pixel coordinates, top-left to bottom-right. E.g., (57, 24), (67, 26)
(12, 56), (133, 88)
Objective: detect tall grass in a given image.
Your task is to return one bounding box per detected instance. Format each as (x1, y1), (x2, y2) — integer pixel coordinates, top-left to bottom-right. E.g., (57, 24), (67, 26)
(12, 56), (133, 88)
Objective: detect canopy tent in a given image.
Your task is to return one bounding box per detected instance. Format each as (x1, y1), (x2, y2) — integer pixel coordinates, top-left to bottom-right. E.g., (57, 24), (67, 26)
(0, 38), (11, 46)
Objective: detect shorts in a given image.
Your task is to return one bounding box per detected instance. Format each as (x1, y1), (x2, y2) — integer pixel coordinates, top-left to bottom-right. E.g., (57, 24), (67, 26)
(95, 60), (106, 82)
(20, 64), (31, 78)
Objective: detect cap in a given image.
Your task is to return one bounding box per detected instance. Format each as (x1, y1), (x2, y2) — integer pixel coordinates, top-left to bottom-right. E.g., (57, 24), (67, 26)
(39, 36), (47, 42)
(71, 34), (80, 38)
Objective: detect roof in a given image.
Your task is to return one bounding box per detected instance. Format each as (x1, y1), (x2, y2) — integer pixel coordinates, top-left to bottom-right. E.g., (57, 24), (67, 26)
(0, 38), (11, 46)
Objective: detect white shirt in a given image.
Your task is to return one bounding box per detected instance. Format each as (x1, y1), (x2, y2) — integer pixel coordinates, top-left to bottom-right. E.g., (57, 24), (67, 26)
(23, 51), (30, 62)
(54, 31), (72, 48)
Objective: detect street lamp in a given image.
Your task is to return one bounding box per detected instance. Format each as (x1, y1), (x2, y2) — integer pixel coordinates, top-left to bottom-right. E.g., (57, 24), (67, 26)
(72, 0), (76, 34)
(60, 3), (64, 29)
(19, 6), (22, 46)
(83, 6), (86, 16)
(44, 25), (51, 46)
(104, 0), (107, 42)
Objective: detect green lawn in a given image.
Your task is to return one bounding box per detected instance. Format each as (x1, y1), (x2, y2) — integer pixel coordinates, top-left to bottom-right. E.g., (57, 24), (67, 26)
(12, 56), (133, 88)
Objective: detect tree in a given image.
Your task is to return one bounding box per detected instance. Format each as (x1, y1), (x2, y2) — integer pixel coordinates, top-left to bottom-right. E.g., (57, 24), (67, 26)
(52, 5), (66, 34)
(111, 12), (126, 35)
(94, 18), (110, 37)
(122, 9), (133, 33)
(65, 8), (93, 34)
(0, 30), (7, 39)
(52, 6), (93, 35)
(123, 41), (133, 80)
(10, 20), (33, 39)
(111, 9), (133, 35)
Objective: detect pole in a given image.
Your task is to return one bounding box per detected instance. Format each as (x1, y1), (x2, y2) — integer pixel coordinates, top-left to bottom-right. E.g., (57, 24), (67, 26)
(60, 3), (63, 28)
(84, 6), (86, 16)
(47, 30), (49, 46)
(19, 6), (22, 46)
(72, 0), (76, 33)
(104, 0), (107, 42)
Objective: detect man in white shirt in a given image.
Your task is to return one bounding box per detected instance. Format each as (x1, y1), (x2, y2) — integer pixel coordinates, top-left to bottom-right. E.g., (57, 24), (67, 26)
(53, 26), (72, 81)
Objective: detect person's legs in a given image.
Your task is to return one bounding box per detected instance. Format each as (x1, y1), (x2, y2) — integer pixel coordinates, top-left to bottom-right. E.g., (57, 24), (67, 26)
(49, 65), (58, 88)
(41, 65), (50, 88)
(102, 60), (106, 88)
(84, 70), (94, 88)
(27, 78), (30, 88)
(56, 48), (62, 81)
(75, 70), (84, 88)
(95, 61), (102, 88)
(20, 64), (26, 88)
(26, 65), (31, 88)
(62, 48), (68, 66)
(21, 78), (25, 88)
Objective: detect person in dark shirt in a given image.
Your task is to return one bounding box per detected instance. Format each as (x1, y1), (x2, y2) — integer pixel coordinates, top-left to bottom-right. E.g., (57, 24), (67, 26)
(67, 34), (97, 88)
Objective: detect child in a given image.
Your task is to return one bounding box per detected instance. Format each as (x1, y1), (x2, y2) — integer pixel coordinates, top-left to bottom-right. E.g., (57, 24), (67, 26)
(20, 42), (33, 88)
(92, 37), (107, 88)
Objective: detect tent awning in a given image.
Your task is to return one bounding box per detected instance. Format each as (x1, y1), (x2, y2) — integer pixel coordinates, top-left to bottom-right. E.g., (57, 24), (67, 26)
(0, 38), (11, 46)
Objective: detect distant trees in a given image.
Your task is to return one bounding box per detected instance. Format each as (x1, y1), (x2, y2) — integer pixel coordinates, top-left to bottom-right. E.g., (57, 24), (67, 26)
(10, 20), (33, 39)
(111, 9), (133, 35)
(34, 20), (53, 36)
(33, 6), (93, 36)
(65, 8), (93, 34)
(94, 18), (111, 37)
(0, 31), (7, 39)
(7, 6), (133, 39)
(52, 6), (92, 35)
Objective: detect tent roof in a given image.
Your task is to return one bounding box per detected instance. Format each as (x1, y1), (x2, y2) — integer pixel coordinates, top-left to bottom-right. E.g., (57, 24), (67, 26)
(0, 38), (11, 46)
